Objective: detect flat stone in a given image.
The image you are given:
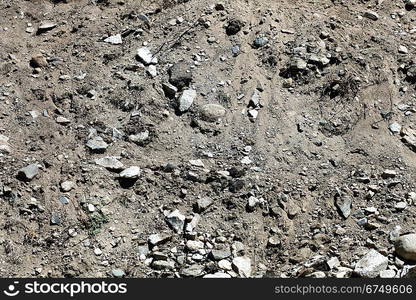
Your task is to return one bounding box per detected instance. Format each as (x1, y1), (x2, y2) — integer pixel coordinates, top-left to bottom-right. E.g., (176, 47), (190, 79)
(104, 34), (122, 45)
(95, 157), (124, 171)
(364, 10), (379, 20)
(335, 193), (352, 219)
(119, 166), (141, 179)
(86, 136), (108, 153)
(354, 249), (388, 278)
(209, 248), (231, 260)
(152, 260), (175, 270)
(148, 233), (171, 246)
(180, 264), (204, 277)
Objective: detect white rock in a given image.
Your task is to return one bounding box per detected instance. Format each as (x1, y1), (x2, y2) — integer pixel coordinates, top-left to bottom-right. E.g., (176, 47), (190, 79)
(104, 34), (122, 45)
(119, 166), (141, 179)
(232, 256), (252, 278)
(137, 47), (154, 65)
(178, 89), (197, 112)
(354, 249), (388, 278)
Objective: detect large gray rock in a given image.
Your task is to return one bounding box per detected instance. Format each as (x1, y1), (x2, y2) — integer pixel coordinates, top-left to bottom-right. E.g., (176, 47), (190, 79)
(395, 234), (416, 261)
(354, 249), (388, 278)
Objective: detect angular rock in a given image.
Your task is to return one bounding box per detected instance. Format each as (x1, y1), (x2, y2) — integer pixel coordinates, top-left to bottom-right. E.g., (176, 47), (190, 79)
(104, 34), (122, 45)
(95, 157), (124, 171)
(119, 166), (141, 179)
(232, 256), (252, 278)
(180, 264), (204, 277)
(148, 233), (171, 246)
(136, 47), (155, 65)
(165, 210), (185, 233)
(195, 197), (213, 213)
(17, 164), (39, 181)
(86, 136), (108, 153)
(354, 249), (388, 278)
(178, 89), (197, 112)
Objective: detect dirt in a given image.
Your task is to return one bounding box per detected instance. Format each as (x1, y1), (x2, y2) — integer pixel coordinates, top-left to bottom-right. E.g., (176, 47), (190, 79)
(0, 0), (416, 278)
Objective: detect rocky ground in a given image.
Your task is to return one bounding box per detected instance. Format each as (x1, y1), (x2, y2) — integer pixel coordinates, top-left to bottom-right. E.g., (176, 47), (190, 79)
(1, 0), (416, 278)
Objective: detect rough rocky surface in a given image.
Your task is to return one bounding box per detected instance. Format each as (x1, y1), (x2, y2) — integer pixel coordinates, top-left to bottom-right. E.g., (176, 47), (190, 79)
(1, 0), (416, 278)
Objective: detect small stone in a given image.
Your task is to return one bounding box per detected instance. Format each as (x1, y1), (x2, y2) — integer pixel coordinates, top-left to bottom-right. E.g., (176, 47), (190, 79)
(209, 248), (231, 260)
(148, 233), (171, 246)
(225, 19), (243, 35)
(354, 249), (388, 278)
(364, 10), (379, 21)
(58, 195), (70, 205)
(136, 47), (155, 65)
(50, 215), (61, 225)
(186, 240), (205, 251)
(162, 82), (178, 98)
(253, 36), (268, 48)
(195, 197), (213, 212)
(56, 116), (71, 125)
(399, 45), (408, 54)
(180, 264), (204, 277)
(335, 193), (352, 219)
(37, 21), (57, 33)
(152, 260), (175, 270)
(178, 89), (197, 112)
(30, 54), (48, 68)
(268, 236), (281, 247)
(119, 166), (141, 179)
(147, 65), (157, 77)
(218, 259), (232, 271)
(111, 268), (125, 278)
(382, 169), (397, 179)
(389, 122), (401, 134)
(247, 196), (260, 212)
(95, 157), (124, 171)
(17, 164), (39, 181)
(60, 181), (74, 192)
(189, 159), (205, 168)
(86, 136), (108, 153)
(94, 248), (103, 256)
(104, 34), (122, 45)
(0, 135), (11, 154)
(379, 269), (396, 278)
(326, 257), (340, 269)
(232, 256), (252, 278)
(200, 104), (226, 122)
(395, 234), (416, 261)
(169, 63), (192, 89)
(395, 202), (407, 211)
(165, 210), (185, 233)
